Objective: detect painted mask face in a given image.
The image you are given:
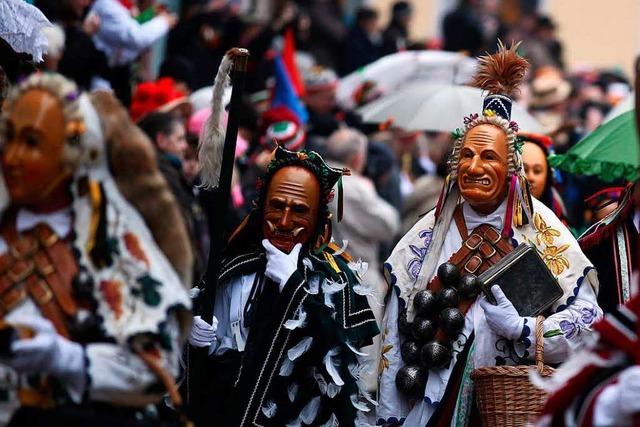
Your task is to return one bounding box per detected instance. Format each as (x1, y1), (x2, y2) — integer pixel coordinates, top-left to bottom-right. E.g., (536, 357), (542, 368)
(522, 141), (548, 200)
(2, 89), (70, 209)
(262, 166), (321, 254)
(457, 124), (509, 214)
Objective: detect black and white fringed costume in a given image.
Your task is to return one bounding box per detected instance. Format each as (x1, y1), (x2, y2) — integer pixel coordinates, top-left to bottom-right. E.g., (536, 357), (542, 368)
(201, 147), (379, 427)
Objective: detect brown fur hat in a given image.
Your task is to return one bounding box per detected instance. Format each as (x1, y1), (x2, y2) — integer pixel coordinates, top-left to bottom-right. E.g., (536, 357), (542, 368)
(89, 91), (194, 286)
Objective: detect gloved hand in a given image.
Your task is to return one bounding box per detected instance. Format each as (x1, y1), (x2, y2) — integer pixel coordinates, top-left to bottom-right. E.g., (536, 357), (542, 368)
(262, 239), (302, 291)
(618, 366), (640, 416)
(479, 285), (524, 341)
(4, 316), (85, 399)
(592, 366), (640, 426)
(188, 315), (218, 348)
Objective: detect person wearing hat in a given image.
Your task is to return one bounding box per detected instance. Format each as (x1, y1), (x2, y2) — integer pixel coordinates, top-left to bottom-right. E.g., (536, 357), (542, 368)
(303, 66), (341, 141)
(579, 184), (638, 314)
(529, 67), (574, 149)
(520, 132), (569, 225)
(376, 42), (601, 426)
(192, 146), (379, 426)
(382, 2), (413, 56)
(129, 77), (191, 124)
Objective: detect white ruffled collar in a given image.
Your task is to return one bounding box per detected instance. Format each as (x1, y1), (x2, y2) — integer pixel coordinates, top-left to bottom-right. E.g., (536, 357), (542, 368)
(462, 198), (507, 232)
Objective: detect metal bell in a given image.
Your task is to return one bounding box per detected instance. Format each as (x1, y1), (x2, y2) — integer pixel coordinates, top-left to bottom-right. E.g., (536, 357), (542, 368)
(411, 316), (436, 342)
(420, 341), (452, 369)
(457, 274), (480, 299)
(413, 289), (437, 317)
(436, 287), (459, 309)
(398, 310), (413, 336)
(437, 262), (460, 288)
(400, 340), (421, 364)
(439, 308), (465, 338)
(395, 365), (426, 396)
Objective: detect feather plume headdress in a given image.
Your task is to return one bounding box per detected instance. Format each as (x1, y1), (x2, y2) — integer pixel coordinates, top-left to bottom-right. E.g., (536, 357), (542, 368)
(444, 40), (533, 229)
(408, 42), (534, 314)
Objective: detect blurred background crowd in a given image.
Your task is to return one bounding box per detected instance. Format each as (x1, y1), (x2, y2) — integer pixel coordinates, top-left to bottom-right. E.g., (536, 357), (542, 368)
(8, 0), (637, 286)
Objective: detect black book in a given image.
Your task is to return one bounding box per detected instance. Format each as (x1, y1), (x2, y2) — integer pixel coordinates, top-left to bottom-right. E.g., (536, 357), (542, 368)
(478, 243), (564, 317)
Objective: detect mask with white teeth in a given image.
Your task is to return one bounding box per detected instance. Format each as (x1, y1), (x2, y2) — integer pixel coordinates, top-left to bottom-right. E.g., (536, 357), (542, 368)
(262, 165), (321, 254)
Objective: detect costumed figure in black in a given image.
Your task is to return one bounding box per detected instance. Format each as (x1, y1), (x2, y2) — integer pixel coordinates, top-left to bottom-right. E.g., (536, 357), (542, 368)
(578, 183), (638, 313)
(192, 145), (380, 426)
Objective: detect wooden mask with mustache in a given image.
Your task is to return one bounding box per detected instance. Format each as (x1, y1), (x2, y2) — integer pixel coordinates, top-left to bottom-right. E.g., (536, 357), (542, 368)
(262, 166), (321, 254)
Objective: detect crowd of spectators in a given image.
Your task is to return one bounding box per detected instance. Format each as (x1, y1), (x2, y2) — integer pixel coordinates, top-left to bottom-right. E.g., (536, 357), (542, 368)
(20, 0), (635, 285)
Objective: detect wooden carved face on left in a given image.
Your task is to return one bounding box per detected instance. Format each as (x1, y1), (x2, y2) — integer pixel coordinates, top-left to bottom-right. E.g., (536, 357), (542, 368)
(2, 89), (71, 210)
(457, 124), (509, 214)
(262, 166), (321, 254)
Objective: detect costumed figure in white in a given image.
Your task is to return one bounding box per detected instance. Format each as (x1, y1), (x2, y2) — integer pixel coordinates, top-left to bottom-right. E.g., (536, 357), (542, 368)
(0, 73), (191, 425)
(376, 43), (602, 426)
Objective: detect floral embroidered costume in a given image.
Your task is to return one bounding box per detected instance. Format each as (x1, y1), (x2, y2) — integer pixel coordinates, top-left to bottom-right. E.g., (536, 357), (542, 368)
(198, 146), (379, 427)
(0, 73), (191, 425)
(376, 43), (602, 426)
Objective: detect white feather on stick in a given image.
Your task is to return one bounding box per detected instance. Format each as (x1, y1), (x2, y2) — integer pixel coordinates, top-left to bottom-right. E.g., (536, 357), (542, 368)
(287, 336), (313, 361)
(198, 52), (233, 189)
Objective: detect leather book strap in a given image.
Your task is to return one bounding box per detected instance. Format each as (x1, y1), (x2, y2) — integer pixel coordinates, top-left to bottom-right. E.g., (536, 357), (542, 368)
(426, 222), (515, 343)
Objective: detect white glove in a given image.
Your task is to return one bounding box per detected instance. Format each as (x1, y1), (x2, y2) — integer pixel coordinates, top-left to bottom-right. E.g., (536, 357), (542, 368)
(593, 366), (640, 426)
(4, 316), (86, 400)
(262, 239), (302, 291)
(618, 366), (640, 416)
(479, 285), (524, 341)
(188, 315), (218, 348)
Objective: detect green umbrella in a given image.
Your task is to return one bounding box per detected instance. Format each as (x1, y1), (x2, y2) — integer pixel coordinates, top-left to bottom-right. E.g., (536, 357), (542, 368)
(549, 110), (640, 182)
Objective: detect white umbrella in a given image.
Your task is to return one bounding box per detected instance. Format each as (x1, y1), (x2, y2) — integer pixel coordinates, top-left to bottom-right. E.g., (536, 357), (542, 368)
(603, 94), (633, 123)
(0, 0), (51, 62)
(357, 83), (543, 133)
(337, 50), (477, 110)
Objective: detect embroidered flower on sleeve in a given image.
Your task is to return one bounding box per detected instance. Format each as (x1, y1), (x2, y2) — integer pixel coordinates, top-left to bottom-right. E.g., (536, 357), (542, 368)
(406, 230), (432, 280)
(559, 319), (577, 339)
(533, 213), (561, 246)
(541, 244), (570, 276)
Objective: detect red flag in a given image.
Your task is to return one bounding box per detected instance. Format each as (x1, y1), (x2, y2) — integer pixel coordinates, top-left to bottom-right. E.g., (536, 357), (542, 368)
(282, 27), (305, 97)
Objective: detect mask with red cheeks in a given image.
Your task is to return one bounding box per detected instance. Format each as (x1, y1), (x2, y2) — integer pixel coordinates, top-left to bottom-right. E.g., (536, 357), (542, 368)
(262, 166), (321, 254)
(457, 124), (510, 214)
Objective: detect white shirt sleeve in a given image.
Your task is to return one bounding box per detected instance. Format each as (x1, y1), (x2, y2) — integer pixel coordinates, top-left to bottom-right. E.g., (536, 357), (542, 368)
(92, 0), (169, 54)
(211, 273), (258, 356)
(519, 280), (602, 363)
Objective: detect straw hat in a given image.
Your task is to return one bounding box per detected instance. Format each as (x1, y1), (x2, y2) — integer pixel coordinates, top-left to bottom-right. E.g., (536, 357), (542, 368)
(530, 67), (572, 108)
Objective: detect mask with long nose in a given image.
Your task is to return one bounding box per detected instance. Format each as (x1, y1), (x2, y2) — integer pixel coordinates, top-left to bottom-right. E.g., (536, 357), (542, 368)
(457, 124), (509, 214)
(262, 166), (321, 254)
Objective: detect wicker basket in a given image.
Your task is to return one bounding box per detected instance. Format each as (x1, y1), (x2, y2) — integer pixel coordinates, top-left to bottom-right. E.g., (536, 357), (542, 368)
(470, 316), (554, 427)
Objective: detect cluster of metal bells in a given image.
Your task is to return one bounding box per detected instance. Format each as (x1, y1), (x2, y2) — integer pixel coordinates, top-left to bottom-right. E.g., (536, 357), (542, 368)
(395, 262), (481, 396)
